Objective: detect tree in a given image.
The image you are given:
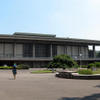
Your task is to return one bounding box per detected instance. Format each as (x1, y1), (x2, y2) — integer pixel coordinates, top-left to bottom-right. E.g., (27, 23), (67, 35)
(48, 54), (78, 69)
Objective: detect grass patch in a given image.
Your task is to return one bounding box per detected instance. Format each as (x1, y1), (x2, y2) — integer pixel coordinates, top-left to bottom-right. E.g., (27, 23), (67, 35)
(31, 70), (55, 74)
(93, 69), (100, 74)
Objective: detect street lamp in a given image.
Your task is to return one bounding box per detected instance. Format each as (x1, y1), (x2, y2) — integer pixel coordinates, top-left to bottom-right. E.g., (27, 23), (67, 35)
(74, 56), (77, 60)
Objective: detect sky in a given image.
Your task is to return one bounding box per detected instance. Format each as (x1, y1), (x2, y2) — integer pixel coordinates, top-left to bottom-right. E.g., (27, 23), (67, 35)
(0, 0), (100, 40)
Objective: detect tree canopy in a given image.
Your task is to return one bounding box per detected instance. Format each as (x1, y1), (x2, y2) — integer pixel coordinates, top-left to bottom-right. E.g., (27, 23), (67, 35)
(48, 54), (78, 69)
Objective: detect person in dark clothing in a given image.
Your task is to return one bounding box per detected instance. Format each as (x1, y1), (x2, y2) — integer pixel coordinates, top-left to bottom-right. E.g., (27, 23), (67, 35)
(12, 63), (17, 80)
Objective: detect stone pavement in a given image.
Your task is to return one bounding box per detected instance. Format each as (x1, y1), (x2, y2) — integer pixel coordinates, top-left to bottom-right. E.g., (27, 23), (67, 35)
(0, 70), (100, 100)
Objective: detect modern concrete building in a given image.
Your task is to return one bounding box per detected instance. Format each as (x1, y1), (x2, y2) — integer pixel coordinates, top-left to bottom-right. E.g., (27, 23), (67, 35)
(0, 32), (100, 67)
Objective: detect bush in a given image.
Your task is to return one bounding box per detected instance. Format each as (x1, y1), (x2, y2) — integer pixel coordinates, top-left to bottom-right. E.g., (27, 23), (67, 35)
(78, 69), (93, 75)
(88, 62), (100, 69)
(17, 64), (29, 69)
(81, 65), (88, 68)
(94, 62), (100, 68)
(0, 66), (12, 69)
(88, 63), (95, 68)
(48, 54), (78, 69)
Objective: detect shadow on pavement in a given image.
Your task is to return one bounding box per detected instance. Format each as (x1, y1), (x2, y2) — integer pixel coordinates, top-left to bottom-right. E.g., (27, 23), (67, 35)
(59, 93), (100, 100)
(94, 85), (100, 88)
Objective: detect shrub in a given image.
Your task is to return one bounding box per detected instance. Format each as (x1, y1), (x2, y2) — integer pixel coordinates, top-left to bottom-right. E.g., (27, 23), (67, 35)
(94, 62), (100, 68)
(88, 62), (100, 68)
(17, 64), (29, 69)
(48, 54), (78, 69)
(78, 69), (93, 75)
(0, 66), (12, 69)
(81, 65), (88, 68)
(88, 63), (95, 68)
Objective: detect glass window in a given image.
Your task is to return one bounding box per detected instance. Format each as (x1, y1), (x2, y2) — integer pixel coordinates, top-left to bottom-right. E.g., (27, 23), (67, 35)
(23, 44), (33, 57)
(35, 44), (50, 57)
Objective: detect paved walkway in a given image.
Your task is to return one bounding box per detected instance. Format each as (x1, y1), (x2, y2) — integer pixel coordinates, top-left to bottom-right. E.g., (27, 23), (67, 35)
(0, 70), (100, 100)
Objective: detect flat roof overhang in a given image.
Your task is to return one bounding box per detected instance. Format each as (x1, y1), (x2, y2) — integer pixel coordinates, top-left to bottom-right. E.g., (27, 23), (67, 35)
(0, 34), (100, 45)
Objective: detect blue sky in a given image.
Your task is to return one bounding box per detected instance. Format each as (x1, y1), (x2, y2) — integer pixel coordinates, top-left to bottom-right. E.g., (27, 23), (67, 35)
(0, 0), (100, 40)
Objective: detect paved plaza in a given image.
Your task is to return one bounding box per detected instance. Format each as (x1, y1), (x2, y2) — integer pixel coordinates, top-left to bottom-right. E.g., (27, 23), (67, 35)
(0, 70), (100, 100)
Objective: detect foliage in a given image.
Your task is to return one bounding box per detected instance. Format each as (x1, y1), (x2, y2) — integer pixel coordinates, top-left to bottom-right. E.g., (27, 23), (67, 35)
(88, 63), (95, 68)
(78, 69), (93, 75)
(94, 62), (100, 68)
(0, 66), (12, 69)
(17, 64), (29, 69)
(88, 62), (100, 68)
(81, 65), (88, 68)
(48, 54), (78, 69)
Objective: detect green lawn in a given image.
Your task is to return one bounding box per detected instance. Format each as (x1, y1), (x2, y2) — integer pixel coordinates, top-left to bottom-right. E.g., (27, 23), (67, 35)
(93, 69), (100, 74)
(31, 70), (55, 74)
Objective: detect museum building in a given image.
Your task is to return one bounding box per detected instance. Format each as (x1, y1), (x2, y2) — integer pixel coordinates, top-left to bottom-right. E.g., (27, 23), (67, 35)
(0, 32), (100, 67)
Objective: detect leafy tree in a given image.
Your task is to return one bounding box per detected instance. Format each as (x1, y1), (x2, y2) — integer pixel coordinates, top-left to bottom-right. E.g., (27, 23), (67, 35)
(48, 54), (78, 69)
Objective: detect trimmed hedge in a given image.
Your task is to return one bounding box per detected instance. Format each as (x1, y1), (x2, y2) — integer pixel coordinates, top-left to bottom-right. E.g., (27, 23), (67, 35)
(17, 64), (29, 69)
(88, 62), (100, 68)
(0, 64), (29, 69)
(0, 66), (12, 69)
(81, 65), (88, 68)
(78, 69), (93, 75)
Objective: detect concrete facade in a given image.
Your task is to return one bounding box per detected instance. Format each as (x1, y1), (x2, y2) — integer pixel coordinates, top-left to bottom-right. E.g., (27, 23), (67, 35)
(0, 32), (100, 67)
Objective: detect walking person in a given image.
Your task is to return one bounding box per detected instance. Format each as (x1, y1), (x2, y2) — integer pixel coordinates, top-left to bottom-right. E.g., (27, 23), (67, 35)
(12, 63), (17, 80)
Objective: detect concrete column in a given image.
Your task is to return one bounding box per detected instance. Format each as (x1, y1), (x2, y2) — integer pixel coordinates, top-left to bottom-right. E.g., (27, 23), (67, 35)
(13, 43), (16, 57)
(67, 46), (71, 56)
(71, 46), (73, 57)
(64, 45), (66, 54)
(65, 46), (67, 54)
(33, 44), (35, 57)
(3, 43), (5, 57)
(93, 45), (96, 58)
(50, 44), (52, 57)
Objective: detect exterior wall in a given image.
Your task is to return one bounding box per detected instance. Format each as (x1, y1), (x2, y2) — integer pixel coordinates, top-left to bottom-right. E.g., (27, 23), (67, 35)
(0, 41), (93, 67)
(0, 43), (4, 57)
(15, 44), (23, 57)
(66, 46), (72, 56)
(33, 44), (35, 57)
(84, 46), (88, 58)
(72, 46), (78, 56)
(57, 45), (65, 55)
(5, 44), (13, 57)
(32, 61), (49, 68)
(78, 46), (88, 58)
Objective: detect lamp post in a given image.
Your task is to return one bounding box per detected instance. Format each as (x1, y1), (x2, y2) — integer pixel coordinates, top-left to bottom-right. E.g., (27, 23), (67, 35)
(74, 56), (77, 60)
(80, 53), (82, 68)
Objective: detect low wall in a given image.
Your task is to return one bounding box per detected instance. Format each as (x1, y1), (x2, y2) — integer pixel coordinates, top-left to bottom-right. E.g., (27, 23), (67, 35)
(56, 71), (100, 80)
